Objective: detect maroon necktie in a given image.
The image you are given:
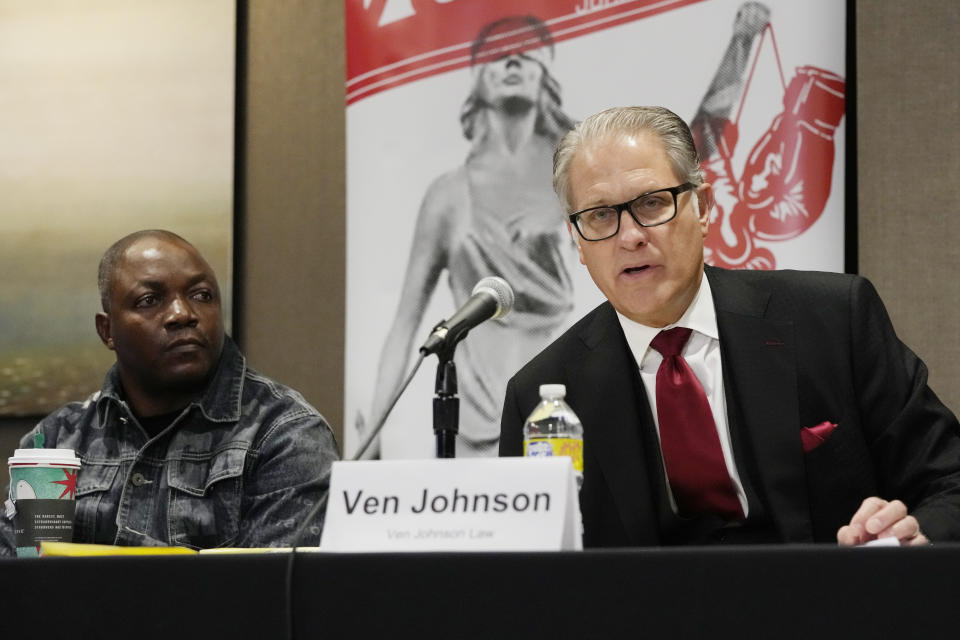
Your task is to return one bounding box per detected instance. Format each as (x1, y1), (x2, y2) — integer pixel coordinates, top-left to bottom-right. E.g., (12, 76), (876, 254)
(651, 327), (744, 521)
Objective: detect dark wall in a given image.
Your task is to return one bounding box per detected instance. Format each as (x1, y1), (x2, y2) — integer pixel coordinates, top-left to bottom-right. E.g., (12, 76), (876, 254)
(856, 0), (960, 413)
(240, 1), (346, 442)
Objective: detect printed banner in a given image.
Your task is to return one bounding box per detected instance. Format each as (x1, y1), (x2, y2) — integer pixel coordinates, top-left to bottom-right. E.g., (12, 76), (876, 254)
(345, 0), (847, 458)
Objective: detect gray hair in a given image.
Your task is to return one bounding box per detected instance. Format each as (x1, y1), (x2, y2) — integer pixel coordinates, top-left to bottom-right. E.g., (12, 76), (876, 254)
(97, 229), (192, 311)
(552, 106), (704, 213)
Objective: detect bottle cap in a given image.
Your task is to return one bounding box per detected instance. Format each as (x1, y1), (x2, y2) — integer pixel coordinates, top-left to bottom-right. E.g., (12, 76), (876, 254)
(538, 384), (566, 399)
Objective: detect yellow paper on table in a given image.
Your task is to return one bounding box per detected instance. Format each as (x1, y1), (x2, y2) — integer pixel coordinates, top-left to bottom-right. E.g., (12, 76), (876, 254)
(40, 541), (197, 557)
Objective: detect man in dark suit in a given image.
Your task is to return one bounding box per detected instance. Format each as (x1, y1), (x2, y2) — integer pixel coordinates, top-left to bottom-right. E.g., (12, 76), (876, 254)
(500, 106), (960, 547)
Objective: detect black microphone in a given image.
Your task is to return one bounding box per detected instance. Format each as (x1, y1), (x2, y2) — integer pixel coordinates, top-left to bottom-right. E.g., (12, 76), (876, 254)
(420, 277), (515, 355)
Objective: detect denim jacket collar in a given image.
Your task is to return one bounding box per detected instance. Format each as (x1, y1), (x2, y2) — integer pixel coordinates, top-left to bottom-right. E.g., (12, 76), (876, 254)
(95, 336), (247, 426)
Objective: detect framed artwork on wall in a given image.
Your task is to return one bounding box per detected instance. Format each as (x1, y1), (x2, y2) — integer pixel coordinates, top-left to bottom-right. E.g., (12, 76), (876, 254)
(0, 0), (237, 416)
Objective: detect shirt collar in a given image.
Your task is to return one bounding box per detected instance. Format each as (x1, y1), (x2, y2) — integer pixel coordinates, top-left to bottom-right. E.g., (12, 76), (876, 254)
(615, 271), (719, 362)
(97, 335), (246, 424)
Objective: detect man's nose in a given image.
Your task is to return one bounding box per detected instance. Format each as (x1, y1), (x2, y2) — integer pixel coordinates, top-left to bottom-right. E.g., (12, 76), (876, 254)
(617, 208), (649, 247)
(165, 296), (199, 328)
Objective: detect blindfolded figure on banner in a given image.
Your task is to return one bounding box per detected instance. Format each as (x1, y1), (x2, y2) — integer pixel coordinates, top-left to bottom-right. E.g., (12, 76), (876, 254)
(357, 15), (577, 459)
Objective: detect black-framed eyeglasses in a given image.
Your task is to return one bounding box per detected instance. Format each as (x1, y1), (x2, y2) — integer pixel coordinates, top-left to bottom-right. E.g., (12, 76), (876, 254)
(568, 182), (696, 241)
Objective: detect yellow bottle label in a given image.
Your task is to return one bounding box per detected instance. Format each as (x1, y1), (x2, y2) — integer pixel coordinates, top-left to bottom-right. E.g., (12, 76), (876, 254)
(523, 437), (583, 473)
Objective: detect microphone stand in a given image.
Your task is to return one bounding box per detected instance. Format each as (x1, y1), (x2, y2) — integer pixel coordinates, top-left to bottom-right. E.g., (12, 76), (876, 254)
(432, 338), (460, 458)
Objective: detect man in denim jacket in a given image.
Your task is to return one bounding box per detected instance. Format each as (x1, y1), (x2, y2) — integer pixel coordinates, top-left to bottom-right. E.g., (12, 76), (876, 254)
(1, 230), (339, 553)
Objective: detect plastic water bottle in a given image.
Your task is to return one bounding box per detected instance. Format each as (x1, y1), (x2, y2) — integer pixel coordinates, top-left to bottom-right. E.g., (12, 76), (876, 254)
(523, 384), (584, 489)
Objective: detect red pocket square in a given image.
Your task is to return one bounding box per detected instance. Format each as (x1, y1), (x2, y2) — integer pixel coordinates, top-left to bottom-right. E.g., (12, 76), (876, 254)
(800, 421), (838, 453)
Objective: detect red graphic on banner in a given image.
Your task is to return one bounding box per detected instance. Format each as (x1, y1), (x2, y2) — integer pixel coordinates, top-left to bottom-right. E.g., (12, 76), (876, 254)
(346, 0), (703, 104)
(693, 20), (846, 270)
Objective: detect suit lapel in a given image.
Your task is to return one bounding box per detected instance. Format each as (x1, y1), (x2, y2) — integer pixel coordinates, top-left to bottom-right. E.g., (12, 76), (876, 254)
(569, 303), (660, 544)
(707, 267), (812, 541)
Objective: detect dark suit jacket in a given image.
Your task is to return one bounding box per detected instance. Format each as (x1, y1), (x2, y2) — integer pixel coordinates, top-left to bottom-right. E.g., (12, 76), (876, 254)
(500, 266), (960, 546)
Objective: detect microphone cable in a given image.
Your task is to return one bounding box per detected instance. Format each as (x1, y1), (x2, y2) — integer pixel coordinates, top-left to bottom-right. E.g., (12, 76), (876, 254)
(284, 351), (426, 640)
(351, 351), (426, 460)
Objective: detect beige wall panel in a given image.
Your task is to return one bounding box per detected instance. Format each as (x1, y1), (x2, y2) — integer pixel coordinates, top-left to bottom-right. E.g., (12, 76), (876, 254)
(242, 2), (346, 444)
(857, 1), (960, 412)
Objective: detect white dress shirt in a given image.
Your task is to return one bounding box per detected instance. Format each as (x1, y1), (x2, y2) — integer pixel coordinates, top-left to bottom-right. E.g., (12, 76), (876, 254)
(615, 273), (749, 517)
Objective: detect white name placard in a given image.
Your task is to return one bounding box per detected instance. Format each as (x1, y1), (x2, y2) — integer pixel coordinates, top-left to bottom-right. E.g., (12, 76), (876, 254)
(320, 457), (582, 552)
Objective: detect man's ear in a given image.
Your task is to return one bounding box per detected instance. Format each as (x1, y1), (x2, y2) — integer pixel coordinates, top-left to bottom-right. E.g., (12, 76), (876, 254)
(95, 312), (115, 350)
(565, 221), (586, 265)
(696, 182), (715, 237)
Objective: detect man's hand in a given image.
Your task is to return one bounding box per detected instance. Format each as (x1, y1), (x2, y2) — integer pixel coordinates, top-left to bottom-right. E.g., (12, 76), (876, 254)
(837, 497), (929, 546)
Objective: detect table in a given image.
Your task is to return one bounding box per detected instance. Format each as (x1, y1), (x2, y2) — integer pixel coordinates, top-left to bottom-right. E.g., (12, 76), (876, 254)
(3, 545), (957, 639)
